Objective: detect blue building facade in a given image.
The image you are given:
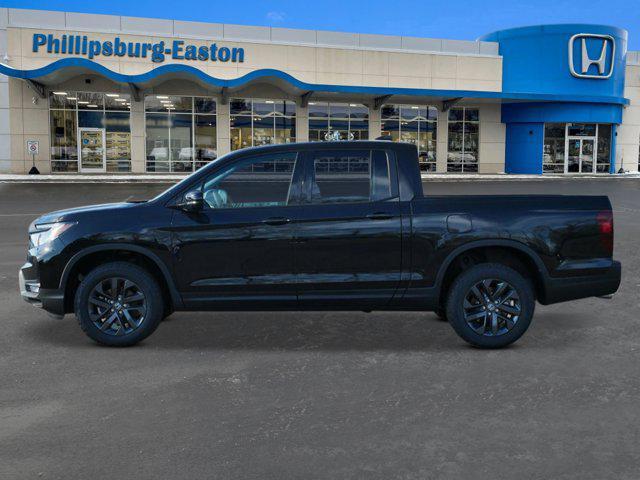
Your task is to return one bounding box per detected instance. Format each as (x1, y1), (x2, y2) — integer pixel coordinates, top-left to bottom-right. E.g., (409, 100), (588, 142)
(481, 24), (629, 174)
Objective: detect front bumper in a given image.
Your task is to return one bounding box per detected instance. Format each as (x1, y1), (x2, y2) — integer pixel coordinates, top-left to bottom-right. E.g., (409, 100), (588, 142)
(541, 260), (622, 305)
(19, 263), (65, 317)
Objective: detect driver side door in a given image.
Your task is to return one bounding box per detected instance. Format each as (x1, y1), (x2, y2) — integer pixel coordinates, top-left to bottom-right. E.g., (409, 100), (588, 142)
(170, 151), (305, 309)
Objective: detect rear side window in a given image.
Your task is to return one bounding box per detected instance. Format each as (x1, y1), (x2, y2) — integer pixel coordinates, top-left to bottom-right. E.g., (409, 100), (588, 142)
(310, 149), (394, 204)
(200, 152), (298, 209)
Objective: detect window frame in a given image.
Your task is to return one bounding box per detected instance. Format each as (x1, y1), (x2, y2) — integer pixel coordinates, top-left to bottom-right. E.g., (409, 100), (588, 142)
(307, 102), (370, 142)
(144, 95), (217, 173)
(446, 106), (480, 173)
(381, 104), (438, 172)
(191, 151), (304, 211)
(300, 148), (399, 206)
(229, 98), (297, 151)
(542, 122), (613, 174)
(49, 90), (132, 173)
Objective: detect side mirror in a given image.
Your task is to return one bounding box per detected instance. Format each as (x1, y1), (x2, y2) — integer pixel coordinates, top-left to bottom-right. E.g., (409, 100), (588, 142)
(177, 189), (204, 212)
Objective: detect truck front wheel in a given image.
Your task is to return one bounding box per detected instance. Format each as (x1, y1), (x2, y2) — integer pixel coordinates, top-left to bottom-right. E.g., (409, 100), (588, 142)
(74, 262), (164, 347)
(445, 263), (535, 348)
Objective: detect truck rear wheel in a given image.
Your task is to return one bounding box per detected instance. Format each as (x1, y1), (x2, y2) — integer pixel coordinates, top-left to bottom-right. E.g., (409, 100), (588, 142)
(445, 263), (535, 348)
(74, 262), (164, 347)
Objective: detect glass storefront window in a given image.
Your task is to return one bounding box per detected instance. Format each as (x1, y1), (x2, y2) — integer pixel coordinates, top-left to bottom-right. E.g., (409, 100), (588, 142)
(308, 102), (369, 142)
(543, 123), (612, 174)
(381, 104), (437, 172)
(105, 112), (133, 172)
(230, 98), (296, 151)
(76, 92), (104, 109)
(50, 109), (78, 172)
(145, 95), (217, 172)
(195, 116), (217, 169)
(145, 95), (193, 113)
(447, 107), (479, 172)
(596, 124), (612, 173)
(49, 91), (131, 173)
(543, 123), (566, 173)
(567, 123), (596, 137)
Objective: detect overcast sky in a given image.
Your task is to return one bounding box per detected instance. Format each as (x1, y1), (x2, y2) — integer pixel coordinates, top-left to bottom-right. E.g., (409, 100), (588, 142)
(3, 0), (640, 49)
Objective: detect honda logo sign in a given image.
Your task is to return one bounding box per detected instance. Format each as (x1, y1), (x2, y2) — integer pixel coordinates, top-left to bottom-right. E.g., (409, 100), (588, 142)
(568, 33), (615, 79)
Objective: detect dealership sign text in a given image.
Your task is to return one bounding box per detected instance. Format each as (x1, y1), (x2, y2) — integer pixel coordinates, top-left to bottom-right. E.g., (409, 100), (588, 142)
(32, 33), (245, 64)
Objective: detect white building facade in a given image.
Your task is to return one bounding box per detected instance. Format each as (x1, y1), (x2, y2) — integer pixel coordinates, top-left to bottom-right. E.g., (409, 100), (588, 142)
(0, 8), (636, 175)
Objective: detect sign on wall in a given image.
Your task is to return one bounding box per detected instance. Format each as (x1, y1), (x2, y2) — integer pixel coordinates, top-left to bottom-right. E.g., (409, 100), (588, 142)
(32, 33), (246, 64)
(568, 34), (615, 79)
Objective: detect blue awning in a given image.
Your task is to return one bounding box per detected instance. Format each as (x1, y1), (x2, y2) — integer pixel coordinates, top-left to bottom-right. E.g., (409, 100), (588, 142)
(0, 58), (629, 106)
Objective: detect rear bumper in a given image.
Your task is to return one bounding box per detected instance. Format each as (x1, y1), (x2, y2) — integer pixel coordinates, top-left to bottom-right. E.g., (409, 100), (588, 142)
(19, 264), (65, 317)
(541, 260), (621, 305)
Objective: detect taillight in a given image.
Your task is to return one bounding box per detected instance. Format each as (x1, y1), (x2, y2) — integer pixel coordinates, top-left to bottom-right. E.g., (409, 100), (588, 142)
(596, 210), (614, 255)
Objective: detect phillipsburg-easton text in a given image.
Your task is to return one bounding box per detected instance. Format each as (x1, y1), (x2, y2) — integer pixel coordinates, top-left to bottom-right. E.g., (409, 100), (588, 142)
(32, 34), (245, 64)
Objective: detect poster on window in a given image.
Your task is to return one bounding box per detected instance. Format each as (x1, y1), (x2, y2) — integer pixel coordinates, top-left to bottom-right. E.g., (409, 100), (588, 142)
(106, 132), (131, 160)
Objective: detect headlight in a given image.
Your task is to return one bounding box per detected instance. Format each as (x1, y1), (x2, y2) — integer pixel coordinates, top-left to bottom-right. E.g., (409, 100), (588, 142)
(29, 222), (75, 248)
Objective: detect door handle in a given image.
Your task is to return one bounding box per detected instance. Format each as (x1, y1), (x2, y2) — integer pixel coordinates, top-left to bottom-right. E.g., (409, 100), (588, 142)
(366, 212), (394, 220)
(262, 217), (291, 226)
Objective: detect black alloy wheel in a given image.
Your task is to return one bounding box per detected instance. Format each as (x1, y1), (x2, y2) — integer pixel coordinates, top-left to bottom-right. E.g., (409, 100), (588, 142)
(88, 277), (147, 336)
(446, 263), (535, 348)
(74, 262), (164, 347)
(462, 279), (521, 336)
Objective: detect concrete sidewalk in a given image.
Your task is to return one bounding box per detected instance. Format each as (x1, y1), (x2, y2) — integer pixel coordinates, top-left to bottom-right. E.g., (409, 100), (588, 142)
(1, 173), (640, 183)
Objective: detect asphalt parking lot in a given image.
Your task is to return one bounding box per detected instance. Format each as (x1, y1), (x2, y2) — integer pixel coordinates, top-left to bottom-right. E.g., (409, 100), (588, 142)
(1, 178), (640, 479)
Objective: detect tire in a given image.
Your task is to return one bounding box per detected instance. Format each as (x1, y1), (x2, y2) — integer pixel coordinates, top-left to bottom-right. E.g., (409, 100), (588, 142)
(445, 263), (535, 348)
(74, 261), (164, 347)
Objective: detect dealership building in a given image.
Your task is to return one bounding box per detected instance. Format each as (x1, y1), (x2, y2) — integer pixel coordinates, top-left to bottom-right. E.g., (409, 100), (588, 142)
(0, 7), (638, 175)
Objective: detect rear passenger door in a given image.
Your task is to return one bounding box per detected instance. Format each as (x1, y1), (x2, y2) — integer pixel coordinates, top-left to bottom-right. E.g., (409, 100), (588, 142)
(295, 148), (402, 308)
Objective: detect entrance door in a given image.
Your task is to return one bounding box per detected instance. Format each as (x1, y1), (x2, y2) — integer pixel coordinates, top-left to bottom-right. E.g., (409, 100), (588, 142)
(78, 128), (106, 172)
(566, 137), (595, 173)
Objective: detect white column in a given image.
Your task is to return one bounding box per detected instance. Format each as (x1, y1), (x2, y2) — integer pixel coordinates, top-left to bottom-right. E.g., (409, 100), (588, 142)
(130, 97), (145, 173)
(478, 104), (506, 174)
(436, 108), (449, 173)
(217, 101), (230, 156)
(617, 64), (640, 173)
(368, 107), (381, 140)
(0, 14), (11, 173)
(296, 104), (309, 142)
(0, 73), (10, 173)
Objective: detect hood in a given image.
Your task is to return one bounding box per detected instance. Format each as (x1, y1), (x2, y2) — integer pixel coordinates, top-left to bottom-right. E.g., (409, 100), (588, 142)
(31, 202), (144, 227)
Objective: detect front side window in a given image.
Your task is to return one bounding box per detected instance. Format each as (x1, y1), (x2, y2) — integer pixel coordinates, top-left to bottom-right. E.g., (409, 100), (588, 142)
(447, 107), (479, 172)
(308, 103), (369, 142)
(200, 152), (298, 209)
(230, 99), (296, 151)
(310, 150), (393, 204)
(145, 95), (217, 173)
(381, 104), (437, 172)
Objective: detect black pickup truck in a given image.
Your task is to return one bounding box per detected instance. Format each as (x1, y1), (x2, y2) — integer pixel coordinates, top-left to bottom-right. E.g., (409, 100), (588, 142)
(19, 141), (621, 348)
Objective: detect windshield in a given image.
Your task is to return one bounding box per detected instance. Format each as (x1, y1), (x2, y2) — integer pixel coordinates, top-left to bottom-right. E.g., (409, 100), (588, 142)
(150, 151), (235, 203)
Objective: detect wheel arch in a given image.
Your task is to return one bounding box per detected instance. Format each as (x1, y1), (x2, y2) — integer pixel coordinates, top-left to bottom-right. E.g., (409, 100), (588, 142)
(60, 244), (183, 313)
(435, 239), (550, 304)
